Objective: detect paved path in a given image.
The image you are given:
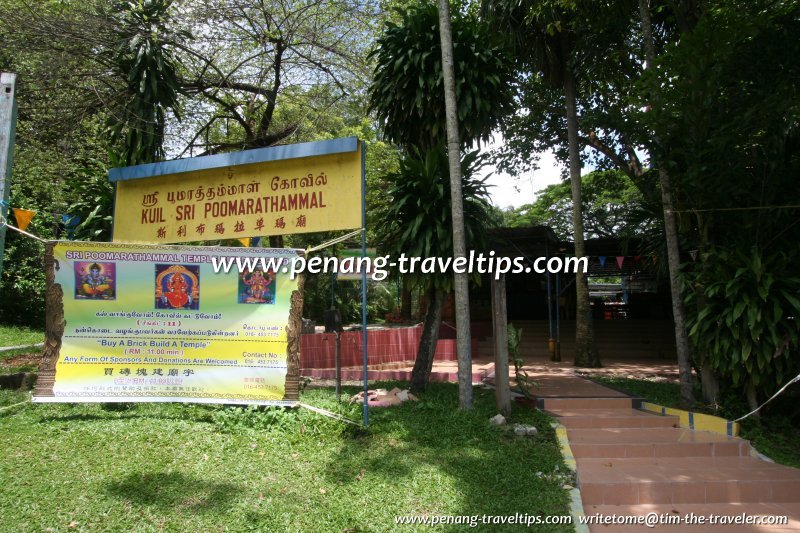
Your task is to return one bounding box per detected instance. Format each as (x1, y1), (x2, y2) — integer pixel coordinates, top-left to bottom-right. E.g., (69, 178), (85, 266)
(535, 373), (800, 532)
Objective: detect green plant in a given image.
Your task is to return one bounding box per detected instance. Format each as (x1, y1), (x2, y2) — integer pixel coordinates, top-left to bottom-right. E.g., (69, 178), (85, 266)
(105, 0), (186, 166)
(685, 246), (800, 398)
(210, 405), (298, 434)
(368, 1), (513, 152)
(508, 322), (537, 399)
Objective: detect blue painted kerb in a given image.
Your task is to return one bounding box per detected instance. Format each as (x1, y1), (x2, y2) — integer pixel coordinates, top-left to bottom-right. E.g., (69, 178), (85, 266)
(108, 137), (360, 182)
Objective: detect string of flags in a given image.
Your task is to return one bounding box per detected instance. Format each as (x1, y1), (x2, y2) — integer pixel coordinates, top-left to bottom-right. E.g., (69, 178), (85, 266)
(568, 253), (696, 269)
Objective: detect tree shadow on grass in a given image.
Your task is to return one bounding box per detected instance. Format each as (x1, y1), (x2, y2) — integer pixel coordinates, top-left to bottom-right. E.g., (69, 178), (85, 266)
(105, 472), (239, 513)
(319, 382), (573, 531)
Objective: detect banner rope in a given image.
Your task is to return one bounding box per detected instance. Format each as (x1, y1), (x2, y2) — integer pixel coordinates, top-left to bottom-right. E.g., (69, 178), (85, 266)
(0, 216), (47, 243)
(298, 402), (363, 427)
(305, 228), (364, 254)
(733, 372), (800, 422)
(0, 394), (33, 415)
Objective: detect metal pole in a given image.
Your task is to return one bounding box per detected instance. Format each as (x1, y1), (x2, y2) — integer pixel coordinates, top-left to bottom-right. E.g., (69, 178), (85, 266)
(331, 244), (337, 309)
(360, 141), (369, 427)
(555, 271), (561, 362)
(0, 73), (18, 289)
(545, 240), (554, 359)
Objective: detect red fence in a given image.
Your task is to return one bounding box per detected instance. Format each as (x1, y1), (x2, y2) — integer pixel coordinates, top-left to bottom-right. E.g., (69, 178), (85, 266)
(300, 325), (464, 370)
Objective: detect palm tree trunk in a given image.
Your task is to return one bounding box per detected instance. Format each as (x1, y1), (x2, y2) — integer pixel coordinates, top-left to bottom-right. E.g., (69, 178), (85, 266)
(410, 288), (445, 393)
(562, 61), (600, 368)
(639, 0), (695, 408)
(400, 277), (412, 320)
(437, 0), (472, 409)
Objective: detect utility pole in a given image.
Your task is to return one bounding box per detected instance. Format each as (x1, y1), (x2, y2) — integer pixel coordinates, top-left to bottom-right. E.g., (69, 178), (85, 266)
(0, 72), (18, 289)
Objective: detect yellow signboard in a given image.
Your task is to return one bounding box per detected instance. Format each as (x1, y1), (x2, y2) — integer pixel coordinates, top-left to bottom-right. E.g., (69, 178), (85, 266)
(112, 142), (362, 244)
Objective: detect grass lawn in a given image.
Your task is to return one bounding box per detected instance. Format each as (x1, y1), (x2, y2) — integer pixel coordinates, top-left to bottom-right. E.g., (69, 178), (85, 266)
(590, 376), (800, 469)
(0, 383), (572, 532)
(0, 324), (44, 347)
(0, 346), (42, 374)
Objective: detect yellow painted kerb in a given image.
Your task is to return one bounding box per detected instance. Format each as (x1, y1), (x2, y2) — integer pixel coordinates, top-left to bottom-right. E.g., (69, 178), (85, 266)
(640, 401), (740, 437)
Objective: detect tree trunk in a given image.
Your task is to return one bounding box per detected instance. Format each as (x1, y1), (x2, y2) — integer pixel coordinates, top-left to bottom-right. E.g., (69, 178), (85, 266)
(491, 275), (511, 416)
(639, 0), (695, 408)
(700, 364), (719, 406)
(410, 288), (445, 394)
(400, 277), (412, 320)
(562, 60), (600, 368)
(437, 0), (472, 409)
(746, 380), (760, 418)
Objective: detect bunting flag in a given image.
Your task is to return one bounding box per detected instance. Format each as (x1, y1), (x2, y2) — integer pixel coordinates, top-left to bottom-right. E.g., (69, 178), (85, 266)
(238, 237), (251, 247)
(616, 256), (625, 270)
(12, 208), (36, 231)
(634, 255), (642, 264)
(251, 237), (261, 247)
(61, 214), (81, 240)
(690, 250), (698, 261)
(598, 255), (607, 267)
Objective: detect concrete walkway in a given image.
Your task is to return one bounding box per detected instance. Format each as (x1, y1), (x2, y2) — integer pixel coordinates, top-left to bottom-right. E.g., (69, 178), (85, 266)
(535, 373), (800, 532)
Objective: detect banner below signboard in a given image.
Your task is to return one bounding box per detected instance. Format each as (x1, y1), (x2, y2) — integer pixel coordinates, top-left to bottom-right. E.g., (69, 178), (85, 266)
(34, 241), (302, 405)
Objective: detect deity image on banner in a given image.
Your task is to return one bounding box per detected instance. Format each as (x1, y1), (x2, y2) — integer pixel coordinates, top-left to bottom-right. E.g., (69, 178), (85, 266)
(155, 264), (200, 310)
(238, 268), (277, 304)
(74, 261), (116, 300)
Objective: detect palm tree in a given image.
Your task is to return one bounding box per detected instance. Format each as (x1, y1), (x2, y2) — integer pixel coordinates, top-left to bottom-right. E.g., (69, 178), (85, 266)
(106, 0), (185, 166)
(483, 0), (601, 367)
(638, 0), (695, 407)
(437, 0), (473, 408)
(369, 1), (514, 392)
(376, 147), (494, 393)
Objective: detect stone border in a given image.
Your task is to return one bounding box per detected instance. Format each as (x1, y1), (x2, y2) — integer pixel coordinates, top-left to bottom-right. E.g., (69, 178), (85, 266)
(637, 401), (740, 437)
(552, 421), (589, 533)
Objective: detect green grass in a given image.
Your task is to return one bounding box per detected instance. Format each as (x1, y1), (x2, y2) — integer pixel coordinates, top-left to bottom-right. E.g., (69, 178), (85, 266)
(0, 346), (42, 373)
(0, 383), (572, 532)
(590, 376), (800, 469)
(0, 324), (44, 347)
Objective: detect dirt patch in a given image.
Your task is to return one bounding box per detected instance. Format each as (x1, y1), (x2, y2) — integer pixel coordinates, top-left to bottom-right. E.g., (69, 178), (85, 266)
(0, 352), (42, 372)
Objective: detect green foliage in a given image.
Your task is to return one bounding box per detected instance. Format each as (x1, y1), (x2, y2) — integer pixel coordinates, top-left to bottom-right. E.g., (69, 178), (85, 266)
(368, 1), (514, 151)
(508, 322), (537, 398)
(684, 246), (800, 395)
(485, 0), (646, 181)
(375, 146), (495, 293)
(67, 172), (115, 242)
(105, 0), (186, 166)
(504, 169), (657, 240)
(642, 0), (800, 221)
(210, 405), (304, 434)
(0, 324), (43, 347)
(639, 0), (800, 400)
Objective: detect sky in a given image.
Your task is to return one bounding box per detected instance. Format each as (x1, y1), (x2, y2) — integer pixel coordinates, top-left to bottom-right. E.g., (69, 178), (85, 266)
(479, 136), (565, 210)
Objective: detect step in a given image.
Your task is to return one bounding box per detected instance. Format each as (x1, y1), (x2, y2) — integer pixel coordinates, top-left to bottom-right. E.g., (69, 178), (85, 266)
(542, 397), (633, 411)
(568, 427), (749, 458)
(550, 408), (679, 429)
(577, 457), (800, 505)
(582, 503), (800, 532)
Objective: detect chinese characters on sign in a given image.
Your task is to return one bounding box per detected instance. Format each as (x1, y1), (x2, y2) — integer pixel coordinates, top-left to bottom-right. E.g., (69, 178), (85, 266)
(112, 147), (362, 244)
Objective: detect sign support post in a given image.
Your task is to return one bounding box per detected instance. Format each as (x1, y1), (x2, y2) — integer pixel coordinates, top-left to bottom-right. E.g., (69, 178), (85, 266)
(361, 141), (369, 427)
(0, 72), (18, 290)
